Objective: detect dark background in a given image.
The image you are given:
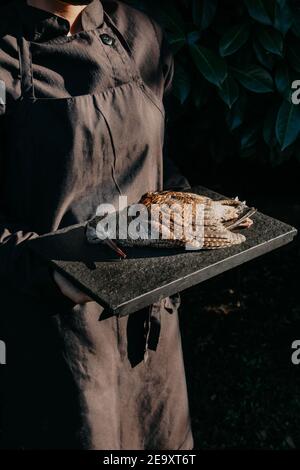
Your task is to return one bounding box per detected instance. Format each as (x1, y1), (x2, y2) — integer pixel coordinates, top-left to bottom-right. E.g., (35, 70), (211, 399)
(126, 0), (300, 449)
(126, 0), (300, 203)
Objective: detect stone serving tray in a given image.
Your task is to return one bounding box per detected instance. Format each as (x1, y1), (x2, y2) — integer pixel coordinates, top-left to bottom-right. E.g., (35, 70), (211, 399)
(28, 186), (297, 316)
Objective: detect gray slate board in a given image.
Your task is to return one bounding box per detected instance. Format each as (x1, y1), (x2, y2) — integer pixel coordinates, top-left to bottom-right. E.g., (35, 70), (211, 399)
(28, 186), (297, 316)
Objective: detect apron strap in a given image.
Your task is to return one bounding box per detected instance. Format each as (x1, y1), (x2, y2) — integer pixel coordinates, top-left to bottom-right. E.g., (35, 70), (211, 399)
(103, 11), (142, 84)
(17, 36), (34, 100)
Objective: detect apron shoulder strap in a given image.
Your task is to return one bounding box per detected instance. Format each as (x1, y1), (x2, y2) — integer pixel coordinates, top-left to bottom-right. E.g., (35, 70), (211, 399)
(17, 36), (34, 100)
(103, 11), (142, 84)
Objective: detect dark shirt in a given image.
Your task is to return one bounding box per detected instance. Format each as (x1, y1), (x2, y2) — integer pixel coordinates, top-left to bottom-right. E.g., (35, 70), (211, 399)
(1, 0), (173, 100)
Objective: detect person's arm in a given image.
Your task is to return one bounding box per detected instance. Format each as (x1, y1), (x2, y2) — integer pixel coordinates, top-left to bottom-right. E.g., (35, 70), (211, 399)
(0, 110), (90, 310)
(161, 35), (191, 191)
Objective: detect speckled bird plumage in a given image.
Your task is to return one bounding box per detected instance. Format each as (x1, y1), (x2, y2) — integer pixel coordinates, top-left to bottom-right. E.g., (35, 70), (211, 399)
(86, 191), (256, 251)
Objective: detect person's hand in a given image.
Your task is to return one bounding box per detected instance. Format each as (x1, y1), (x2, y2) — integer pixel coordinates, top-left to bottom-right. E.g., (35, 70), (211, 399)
(53, 270), (92, 305)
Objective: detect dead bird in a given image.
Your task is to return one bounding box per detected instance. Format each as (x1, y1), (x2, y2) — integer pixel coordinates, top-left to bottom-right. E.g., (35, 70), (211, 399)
(86, 190), (256, 254)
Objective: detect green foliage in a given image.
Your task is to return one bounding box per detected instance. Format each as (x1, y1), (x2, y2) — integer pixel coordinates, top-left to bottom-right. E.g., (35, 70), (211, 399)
(189, 44), (227, 87)
(126, 0), (300, 166)
(276, 100), (300, 150)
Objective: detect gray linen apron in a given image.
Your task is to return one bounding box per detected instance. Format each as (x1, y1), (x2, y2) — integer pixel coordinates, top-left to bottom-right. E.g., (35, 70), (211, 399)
(0, 1), (193, 450)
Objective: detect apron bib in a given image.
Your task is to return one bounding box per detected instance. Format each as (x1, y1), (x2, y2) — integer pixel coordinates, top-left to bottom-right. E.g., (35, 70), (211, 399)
(6, 13), (165, 234)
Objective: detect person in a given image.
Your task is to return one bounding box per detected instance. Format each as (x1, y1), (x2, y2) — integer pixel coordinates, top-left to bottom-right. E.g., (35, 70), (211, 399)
(0, 0), (193, 450)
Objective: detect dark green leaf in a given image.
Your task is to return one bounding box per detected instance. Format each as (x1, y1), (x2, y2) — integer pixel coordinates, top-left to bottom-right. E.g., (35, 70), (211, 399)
(275, 100), (300, 150)
(274, 1), (293, 35)
(230, 41), (256, 68)
(291, 10), (300, 38)
(253, 38), (275, 70)
(275, 63), (291, 98)
(263, 104), (280, 146)
(187, 31), (201, 45)
(256, 26), (283, 56)
(190, 44), (227, 87)
(262, 0), (277, 23)
(167, 32), (186, 54)
(173, 63), (192, 104)
(231, 65), (273, 93)
(272, 141), (295, 165)
(219, 23), (250, 57)
(244, 0), (275, 26)
(240, 124), (260, 150)
(193, 0), (218, 31)
(288, 40), (300, 73)
(154, 1), (185, 34)
(218, 76), (239, 108)
(226, 93), (247, 130)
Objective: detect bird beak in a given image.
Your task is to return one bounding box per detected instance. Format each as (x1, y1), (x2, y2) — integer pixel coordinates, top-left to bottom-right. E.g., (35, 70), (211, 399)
(225, 208), (257, 230)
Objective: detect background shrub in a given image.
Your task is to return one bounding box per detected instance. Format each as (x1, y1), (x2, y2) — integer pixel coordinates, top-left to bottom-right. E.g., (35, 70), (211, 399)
(127, 0), (300, 191)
